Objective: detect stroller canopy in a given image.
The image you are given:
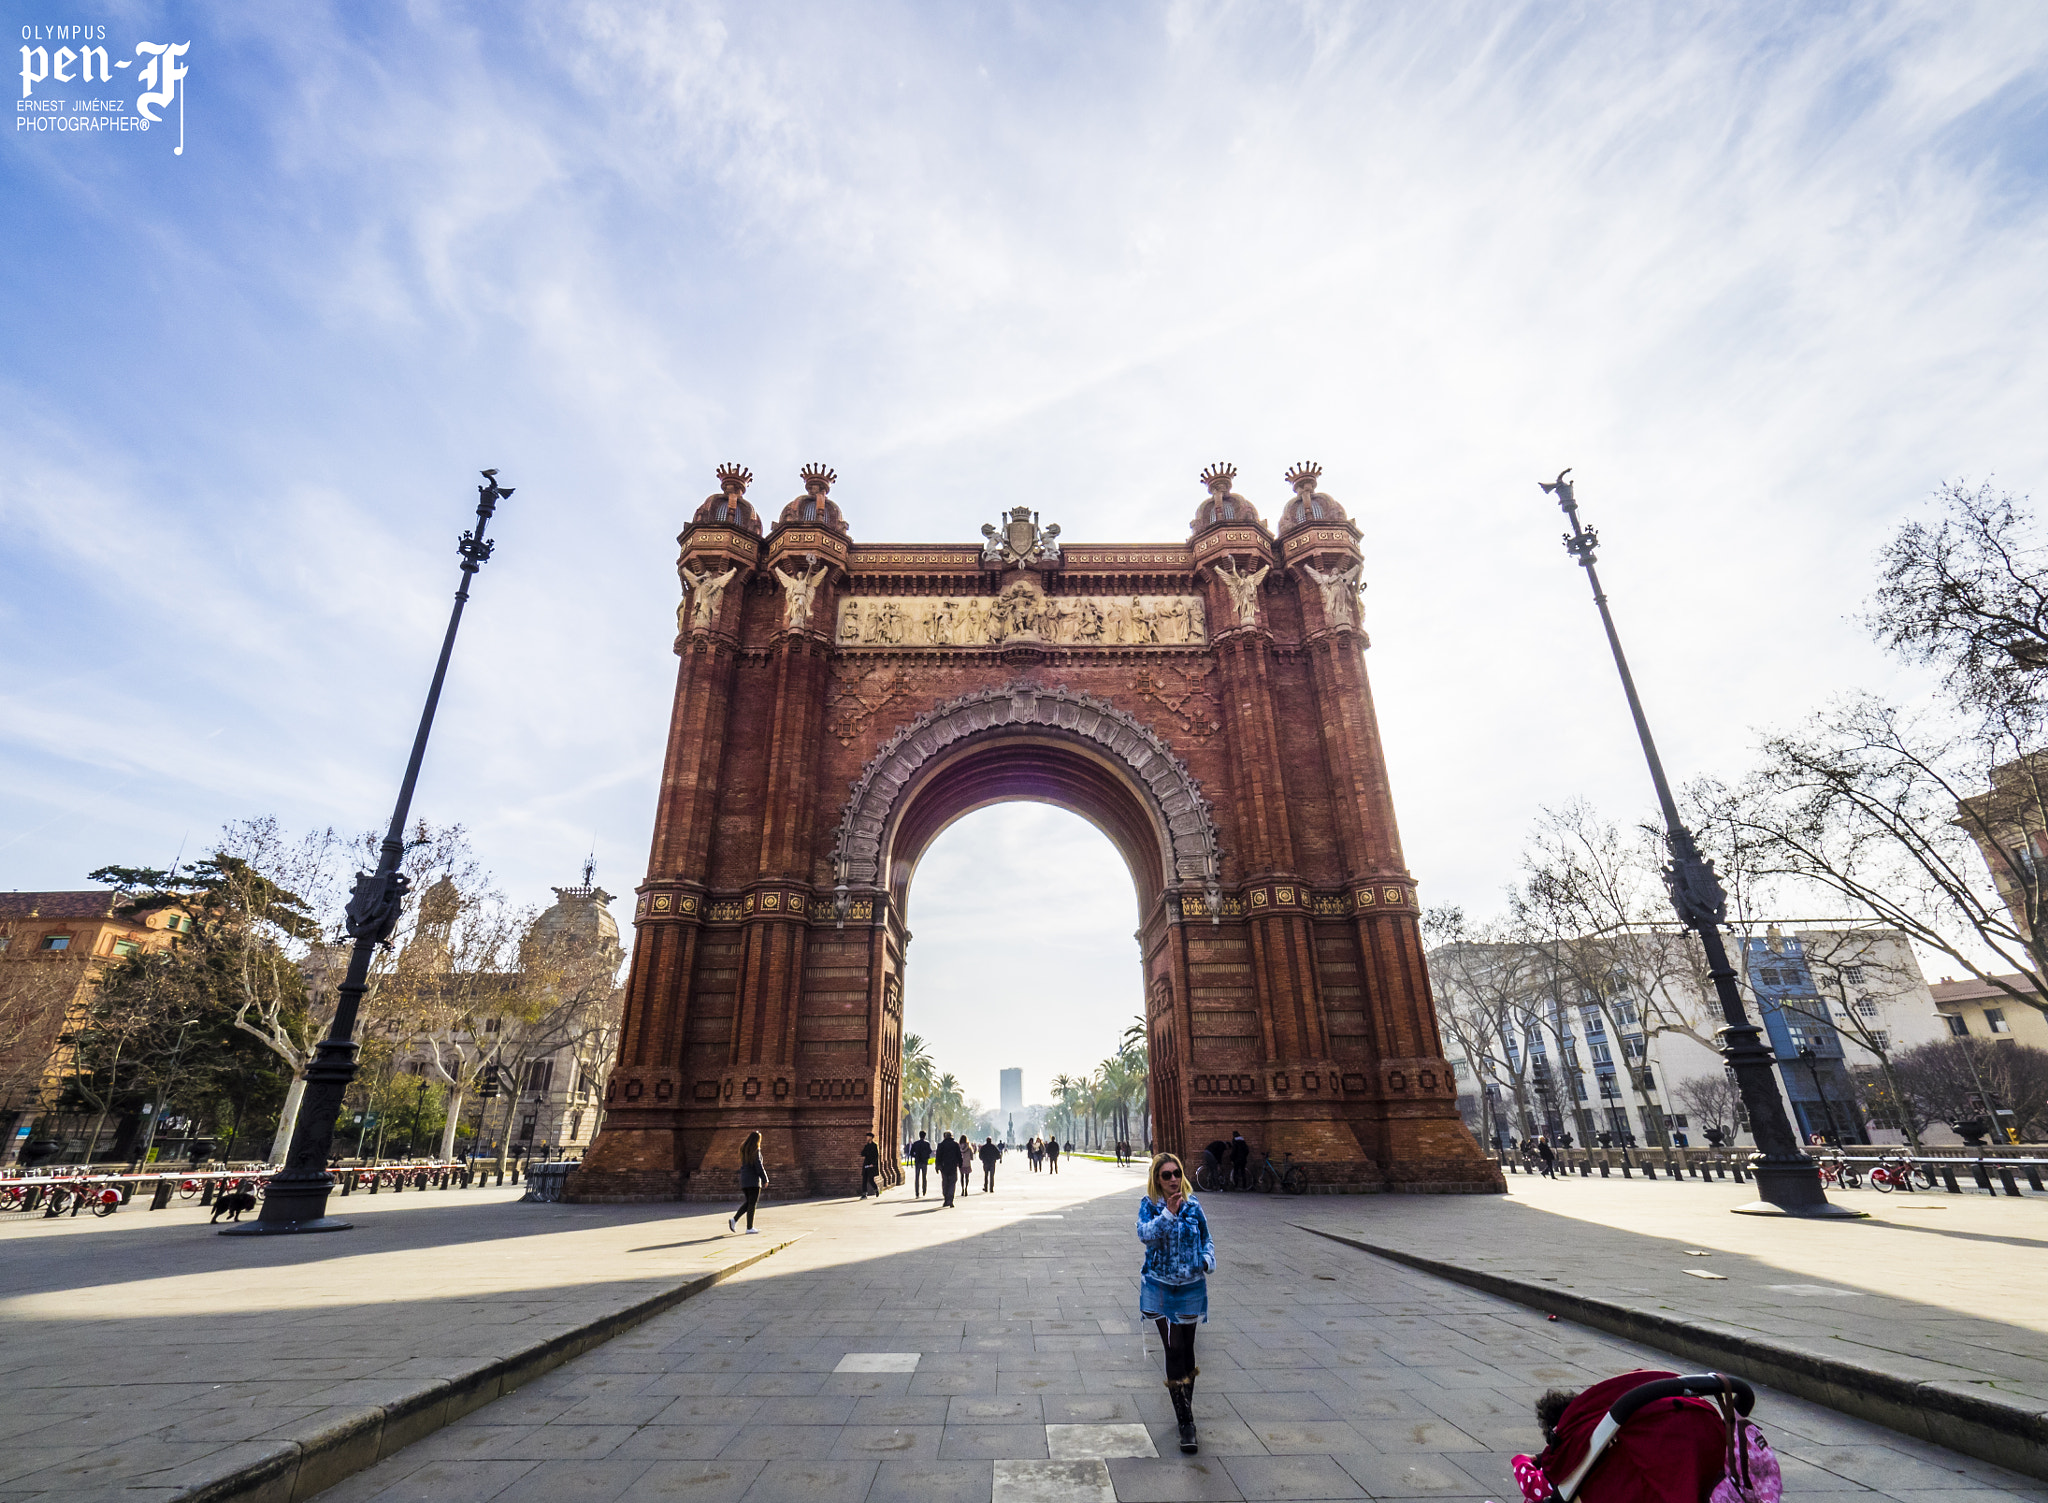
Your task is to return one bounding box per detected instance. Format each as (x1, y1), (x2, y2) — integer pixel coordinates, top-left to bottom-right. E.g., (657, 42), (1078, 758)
(1535, 1369), (1728, 1503)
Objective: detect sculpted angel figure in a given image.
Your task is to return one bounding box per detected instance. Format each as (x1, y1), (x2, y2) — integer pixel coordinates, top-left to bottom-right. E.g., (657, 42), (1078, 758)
(1301, 559), (1364, 628)
(680, 561), (740, 630)
(1213, 557), (1269, 628)
(772, 553), (828, 630)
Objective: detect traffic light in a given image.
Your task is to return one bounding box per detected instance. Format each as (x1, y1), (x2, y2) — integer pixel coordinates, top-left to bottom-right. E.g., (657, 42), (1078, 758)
(477, 1064), (500, 1100)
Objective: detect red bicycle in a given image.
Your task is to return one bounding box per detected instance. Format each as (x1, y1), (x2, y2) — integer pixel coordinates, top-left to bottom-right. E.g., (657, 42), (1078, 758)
(1868, 1155), (1934, 1192)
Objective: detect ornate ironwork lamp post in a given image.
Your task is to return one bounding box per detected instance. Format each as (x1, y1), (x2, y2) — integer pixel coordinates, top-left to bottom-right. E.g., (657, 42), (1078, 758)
(225, 470), (512, 1235)
(1540, 470), (1858, 1216)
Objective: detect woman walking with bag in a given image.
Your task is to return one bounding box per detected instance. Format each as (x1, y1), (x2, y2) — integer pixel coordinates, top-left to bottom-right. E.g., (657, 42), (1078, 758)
(728, 1130), (767, 1234)
(1136, 1152), (1214, 1454)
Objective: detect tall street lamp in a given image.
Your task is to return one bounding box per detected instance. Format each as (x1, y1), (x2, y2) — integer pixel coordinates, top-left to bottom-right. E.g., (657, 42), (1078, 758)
(1541, 470), (1859, 1217)
(226, 470), (512, 1235)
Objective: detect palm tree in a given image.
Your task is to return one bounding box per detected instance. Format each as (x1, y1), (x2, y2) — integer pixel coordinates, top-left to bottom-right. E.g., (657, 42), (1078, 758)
(932, 1072), (965, 1138)
(1049, 1073), (1078, 1145)
(901, 1033), (934, 1141)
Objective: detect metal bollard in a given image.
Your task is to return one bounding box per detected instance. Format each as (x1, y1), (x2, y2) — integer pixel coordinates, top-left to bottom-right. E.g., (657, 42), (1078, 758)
(1644, 1161), (1657, 1180)
(340, 1171), (353, 1196)
(23, 1184), (42, 1211)
(150, 1179), (173, 1210)
(2027, 1163), (2044, 1193)
(200, 1179), (215, 1206)
(1942, 1162), (1961, 1193)
(368, 1173), (379, 1194)
(1599, 1161), (1610, 1177)
(1999, 1166), (2022, 1197)
(1973, 1161), (1994, 1192)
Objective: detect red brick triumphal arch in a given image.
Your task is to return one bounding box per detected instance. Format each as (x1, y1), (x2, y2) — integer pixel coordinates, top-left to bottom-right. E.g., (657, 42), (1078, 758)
(570, 462), (1503, 1201)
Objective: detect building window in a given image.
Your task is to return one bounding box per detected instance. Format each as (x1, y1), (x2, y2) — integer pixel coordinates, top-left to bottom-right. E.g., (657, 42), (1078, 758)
(524, 1060), (554, 1093)
(1842, 966), (1864, 984)
(1946, 1014), (1969, 1037)
(1855, 996), (1879, 1017)
(1635, 1069), (1656, 1092)
(1590, 1041), (1612, 1066)
(1985, 1009), (2012, 1035)
(1613, 999), (1640, 1025)
(113, 939), (139, 957)
(1622, 1034), (1646, 1060)
(39, 935), (70, 951)
(1580, 1006), (1606, 1037)
(569, 1110), (583, 1140)
(519, 1114), (537, 1143)
(1867, 1030), (1890, 1051)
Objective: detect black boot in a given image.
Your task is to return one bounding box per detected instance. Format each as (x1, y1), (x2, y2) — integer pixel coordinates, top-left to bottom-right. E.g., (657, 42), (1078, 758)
(1168, 1376), (1198, 1453)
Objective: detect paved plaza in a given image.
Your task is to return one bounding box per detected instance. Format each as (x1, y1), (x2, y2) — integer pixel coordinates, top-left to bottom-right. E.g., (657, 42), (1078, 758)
(5, 1158), (2046, 1503)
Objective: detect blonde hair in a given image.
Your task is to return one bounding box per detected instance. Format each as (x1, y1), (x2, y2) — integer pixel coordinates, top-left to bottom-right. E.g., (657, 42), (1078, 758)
(741, 1130), (763, 1170)
(1146, 1152), (1186, 1201)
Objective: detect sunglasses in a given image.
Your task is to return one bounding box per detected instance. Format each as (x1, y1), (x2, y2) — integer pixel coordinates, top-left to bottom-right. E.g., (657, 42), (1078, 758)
(1158, 1167), (1183, 1181)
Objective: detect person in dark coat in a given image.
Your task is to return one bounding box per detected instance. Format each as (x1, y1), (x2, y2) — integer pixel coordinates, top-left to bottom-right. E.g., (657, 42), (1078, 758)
(1044, 1136), (1060, 1174)
(728, 1130), (767, 1234)
(979, 1136), (1000, 1192)
(910, 1132), (933, 1198)
(936, 1131), (963, 1207)
(860, 1134), (880, 1199)
(1228, 1132), (1250, 1189)
(1536, 1137), (1556, 1179)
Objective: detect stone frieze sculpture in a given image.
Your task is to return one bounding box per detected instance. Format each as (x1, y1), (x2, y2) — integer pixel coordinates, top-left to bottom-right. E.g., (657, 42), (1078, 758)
(836, 583), (1206, 649)
(679, 560), (739, 631)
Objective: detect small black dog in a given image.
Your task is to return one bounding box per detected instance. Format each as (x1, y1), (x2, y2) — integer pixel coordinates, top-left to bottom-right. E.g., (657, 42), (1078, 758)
(211, 1190), (258, 1223)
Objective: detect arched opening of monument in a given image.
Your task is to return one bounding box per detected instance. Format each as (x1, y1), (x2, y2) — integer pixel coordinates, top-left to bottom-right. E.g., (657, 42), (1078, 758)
(900, 800), (1144, 1151)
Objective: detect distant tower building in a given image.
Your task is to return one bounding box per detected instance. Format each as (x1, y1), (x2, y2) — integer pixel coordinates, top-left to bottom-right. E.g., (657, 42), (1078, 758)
(1000, 1069), (1023, 1114)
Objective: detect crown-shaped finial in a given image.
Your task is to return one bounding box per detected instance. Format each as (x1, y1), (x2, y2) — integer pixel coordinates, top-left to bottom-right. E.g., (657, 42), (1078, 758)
(799, 463), (837, 492)
(1284, 461), (1323, 490)
(1200, 462), (1237, 489)
(715, 463), (753, 491)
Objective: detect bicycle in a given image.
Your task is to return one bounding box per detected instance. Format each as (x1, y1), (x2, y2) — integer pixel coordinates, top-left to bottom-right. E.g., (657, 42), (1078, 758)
(1868, 1155), (1933, 1193)
(1816, 1155), (1861, 1190)
(1252, 1153), (1309, 1195)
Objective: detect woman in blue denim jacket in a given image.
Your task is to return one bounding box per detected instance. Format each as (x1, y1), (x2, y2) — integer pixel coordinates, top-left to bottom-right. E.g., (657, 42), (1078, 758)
(1137, 1152), (1215, 1453)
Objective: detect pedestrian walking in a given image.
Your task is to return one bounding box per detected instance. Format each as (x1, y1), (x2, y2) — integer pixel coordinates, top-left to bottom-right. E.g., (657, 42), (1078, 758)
(1045, 1136), (1060, 1174)
(1137, 1152), (1214, 1455)
(910, 1131), (932, 1198)
(1536, 1137), (1556, 1179)
(860, 1133), (881, 1199)
(728, 1130), (767, 1234)
(1228, 1131), (1250, 1189)
(979, 1135), (999, 1192)
(936, 1130), (962, 1207)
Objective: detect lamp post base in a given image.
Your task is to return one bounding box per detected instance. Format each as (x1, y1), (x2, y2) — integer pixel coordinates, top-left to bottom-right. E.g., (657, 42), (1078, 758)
(1729, 1157), (1869, 1218)
(219, 1216), (354, 1236)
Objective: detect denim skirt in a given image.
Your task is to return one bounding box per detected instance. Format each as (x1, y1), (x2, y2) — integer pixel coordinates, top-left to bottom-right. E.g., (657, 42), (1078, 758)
(1139, 1274), (1208, 1324)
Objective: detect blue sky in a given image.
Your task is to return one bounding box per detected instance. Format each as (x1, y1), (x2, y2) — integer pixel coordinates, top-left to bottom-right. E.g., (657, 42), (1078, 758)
(6, 2), (2047, 1106)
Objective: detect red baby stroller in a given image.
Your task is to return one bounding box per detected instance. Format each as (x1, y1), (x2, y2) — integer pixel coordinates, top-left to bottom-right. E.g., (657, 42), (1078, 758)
(1512, 1369), (1778, 1503)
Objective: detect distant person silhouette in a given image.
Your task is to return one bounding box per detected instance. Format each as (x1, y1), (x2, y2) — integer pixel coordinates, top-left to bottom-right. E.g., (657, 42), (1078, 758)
(910, 1132), (932, 1197)
(936, 1131), (963, 1207)
(980, 1136), (1000, 1192)
(1045, 1137), (1060, 1174)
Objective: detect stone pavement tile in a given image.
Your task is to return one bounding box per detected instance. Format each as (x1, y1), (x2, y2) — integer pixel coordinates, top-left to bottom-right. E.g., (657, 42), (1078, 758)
(1241, 1420), (1373, 1455)
(826, 1424), (943, 1459)
(652, 1397), (766, 1425)
(1354, 1417), (1487, 1453)
(1333, 1451), (1493, 1496)
(614, 1459), (765, 1503)
(912, 1370), (1000, 1396)
(949, 1396), (1044, 1424)
(324, 1458), (539, 1503)
(714, 1425), (840, 1461)
(5, 1441), (236, 1492)
(1045, 1422), (1158, 1460)
(1041, 1394), (1147, 1424)
(613, 1427), (745, 1461)
(496, 1424), (639, 1460)
(1787, 1443), (2014, 1492)
(746, 1396), (858, 1426)
(991, 1458), (1114, 1503)
(731, 1373), (830, 1397)
(0, 1445), (102, 1486)
(818, 1372), (914, 1397)
(870, 1458), (994, 1502)
(559, 1393), (690, 1426)
(735, 1458), (877, 1502)
(940, 1423), (1052, 1459)
(402, 1424), (541, 1462)
(850, 1395), (952, 1425)
(492, 1458), (658, 1503)
(1146, 1415), (1271, 1457)
(1228, 1393), (1343, 1424)
(1220, 1453), (1370, 1500)
(1106, 1456), (1247, 1500)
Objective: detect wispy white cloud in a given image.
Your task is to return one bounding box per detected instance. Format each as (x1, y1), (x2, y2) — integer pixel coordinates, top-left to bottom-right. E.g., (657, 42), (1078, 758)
(2, 1), (2045, 1068)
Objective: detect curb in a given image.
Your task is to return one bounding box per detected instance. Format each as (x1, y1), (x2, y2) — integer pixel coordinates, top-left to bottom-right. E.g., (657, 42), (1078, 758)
(1295, 1225), (2048, 1484)
(172, 1234), (804, 1503)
